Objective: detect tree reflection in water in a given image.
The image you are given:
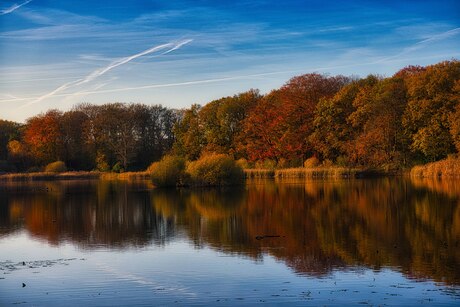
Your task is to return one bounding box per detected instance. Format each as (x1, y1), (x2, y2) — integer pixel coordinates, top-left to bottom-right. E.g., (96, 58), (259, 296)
(0, 177), (458, 285)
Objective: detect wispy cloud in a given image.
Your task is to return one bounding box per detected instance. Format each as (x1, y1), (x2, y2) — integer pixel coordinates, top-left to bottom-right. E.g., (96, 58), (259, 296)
(374, 27), (460, 64)
(3, 51), (460, 106)
(21, 39), (193, 107)
(0, 0), (32, 16)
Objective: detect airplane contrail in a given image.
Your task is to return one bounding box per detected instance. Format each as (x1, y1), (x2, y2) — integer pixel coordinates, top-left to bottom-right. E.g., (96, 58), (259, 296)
(21, 39), (193, 107)
(0, 0), (32, 15)
(162, 39), (193, 55)
(3, 51), (458, 105)
(374, 27), (460, 64)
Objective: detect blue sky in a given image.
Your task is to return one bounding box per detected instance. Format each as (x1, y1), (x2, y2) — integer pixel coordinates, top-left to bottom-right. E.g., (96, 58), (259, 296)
(0, 0), (459, 122)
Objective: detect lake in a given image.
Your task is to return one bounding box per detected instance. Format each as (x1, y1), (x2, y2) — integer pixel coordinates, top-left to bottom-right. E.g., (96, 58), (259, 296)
(0, 177), (459, 305)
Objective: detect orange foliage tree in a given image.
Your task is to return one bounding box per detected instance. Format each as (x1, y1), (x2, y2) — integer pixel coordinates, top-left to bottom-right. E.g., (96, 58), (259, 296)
(23, 110), (64, 165)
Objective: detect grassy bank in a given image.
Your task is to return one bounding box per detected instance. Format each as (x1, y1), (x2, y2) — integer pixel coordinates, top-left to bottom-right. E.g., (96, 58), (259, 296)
(410, 157), (460, 178)
(244, 167), (384, 179)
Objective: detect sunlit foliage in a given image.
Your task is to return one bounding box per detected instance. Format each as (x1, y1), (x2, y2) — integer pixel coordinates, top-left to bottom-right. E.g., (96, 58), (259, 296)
(0, 60), (459, 172)
(186, 153), (244, 186)
(44, 161), (67, 173)
(149, 155), (186, 187)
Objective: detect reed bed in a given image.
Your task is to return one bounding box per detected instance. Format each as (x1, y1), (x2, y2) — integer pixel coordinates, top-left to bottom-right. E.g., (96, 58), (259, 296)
(275, 167), (372, 179)
(100, 172), (151, 181)
(410, 157), (460, 178)
(0, 171), (101, 182)
(0, 171), (151, 182)
(244, 169), (275, 179)
(244, 167), (378, 179)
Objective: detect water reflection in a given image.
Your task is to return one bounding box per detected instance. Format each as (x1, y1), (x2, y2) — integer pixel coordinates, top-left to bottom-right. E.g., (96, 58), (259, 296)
(0, 180), (172, 248)
(0, 178), (459, 285)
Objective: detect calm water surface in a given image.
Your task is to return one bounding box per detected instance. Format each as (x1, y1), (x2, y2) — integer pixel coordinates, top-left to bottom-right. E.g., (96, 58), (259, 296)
(0, 178), (459, 305)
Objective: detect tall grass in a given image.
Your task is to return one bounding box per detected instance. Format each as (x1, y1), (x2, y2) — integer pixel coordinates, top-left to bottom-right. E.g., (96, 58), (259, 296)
(410, 156), (460, 178)
(244, 167), (379, 179)
(0, 171), (152, 182)
(100, 172), (151, 181)
(276, 167), (374, 179)
(0, 171), (100, 182)
(244, 169), (275, 179)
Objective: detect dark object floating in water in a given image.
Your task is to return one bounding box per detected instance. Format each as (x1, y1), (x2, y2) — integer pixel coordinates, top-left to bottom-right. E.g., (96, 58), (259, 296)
(22, 283), (26, 287)
(256, 235), (282, 240)
(22, 262), (25, 266)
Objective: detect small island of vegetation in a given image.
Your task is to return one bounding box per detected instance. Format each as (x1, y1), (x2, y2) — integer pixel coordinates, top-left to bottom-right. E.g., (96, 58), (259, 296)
(1, 60), (459, 185)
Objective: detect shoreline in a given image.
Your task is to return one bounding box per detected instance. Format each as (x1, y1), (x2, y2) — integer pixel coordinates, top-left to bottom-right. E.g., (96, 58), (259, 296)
(1, 161), (459, 182)
(245, 167), (397, 179)
(0, 171), (151, 182)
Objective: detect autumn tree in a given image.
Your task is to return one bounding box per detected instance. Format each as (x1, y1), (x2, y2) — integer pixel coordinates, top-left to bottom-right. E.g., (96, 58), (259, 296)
(276, 73), (349, 161)
(450, 84), (460, 152)
(402, 60), (460, 161)
(200, 89), (261, 156)
(310, 76), (378, 163)
(240, 74), (348, 164)
(346, 76), (410, 167)
(239, 90), (287, 162)
(23, 110), (64, 165)
(173, 104), (204, 160)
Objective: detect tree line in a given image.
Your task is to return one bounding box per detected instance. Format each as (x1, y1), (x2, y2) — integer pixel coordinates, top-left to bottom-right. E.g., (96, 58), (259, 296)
(0, 103), (178, 172)
(0, 60), (459, 172)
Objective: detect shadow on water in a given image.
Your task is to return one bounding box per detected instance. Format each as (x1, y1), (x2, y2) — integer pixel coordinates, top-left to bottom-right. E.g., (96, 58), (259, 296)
(0, 177), (459, 285)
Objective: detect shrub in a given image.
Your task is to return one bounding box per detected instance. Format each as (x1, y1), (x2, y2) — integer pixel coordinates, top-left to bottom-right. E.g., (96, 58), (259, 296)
(186, 154), (244, 186)
(304, 156), (320, 168)
(149, 155), (186, 187)
(112, 162), (124, 173)
(45, 161), (67, 173)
